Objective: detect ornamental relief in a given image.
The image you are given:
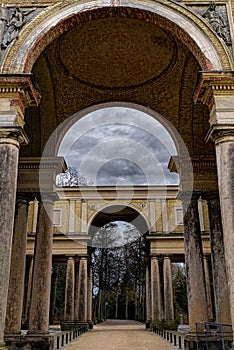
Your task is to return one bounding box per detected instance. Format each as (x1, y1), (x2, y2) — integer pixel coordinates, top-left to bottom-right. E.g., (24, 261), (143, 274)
(87, 201), (148, 220)
(188, 2), (231, 45)
(0, 6), (42, 51)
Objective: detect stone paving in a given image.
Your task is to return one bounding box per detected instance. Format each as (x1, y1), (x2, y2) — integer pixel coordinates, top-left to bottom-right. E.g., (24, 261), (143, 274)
(66, 319), (179, 350)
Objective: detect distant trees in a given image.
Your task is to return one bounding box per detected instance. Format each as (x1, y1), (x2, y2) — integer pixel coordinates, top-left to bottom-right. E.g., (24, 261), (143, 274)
(92, 221), (146, 322)
(172, 263), (188, 323)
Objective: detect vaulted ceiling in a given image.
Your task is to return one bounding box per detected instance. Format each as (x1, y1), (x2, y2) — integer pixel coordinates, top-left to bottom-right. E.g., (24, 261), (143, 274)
(21, 7), (214, 161)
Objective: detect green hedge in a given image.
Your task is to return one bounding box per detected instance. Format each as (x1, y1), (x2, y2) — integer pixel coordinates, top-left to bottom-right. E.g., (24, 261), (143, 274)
(151, 319), (178, 330)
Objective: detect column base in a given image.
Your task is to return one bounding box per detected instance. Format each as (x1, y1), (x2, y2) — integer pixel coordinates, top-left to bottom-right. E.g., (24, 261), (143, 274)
(4, 334), (54, 350)
(88, 321), (93, 330)
(61, 321), (88, 331)
(184, 333), (233, 350)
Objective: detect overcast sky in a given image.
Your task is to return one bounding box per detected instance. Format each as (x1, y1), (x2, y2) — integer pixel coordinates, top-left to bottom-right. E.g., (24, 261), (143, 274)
(58, 107), (179, 186)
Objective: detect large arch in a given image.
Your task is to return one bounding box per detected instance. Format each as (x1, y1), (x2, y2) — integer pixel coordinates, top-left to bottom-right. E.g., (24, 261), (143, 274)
(1, 0), (233, 73)
(1, 0), (234, 347)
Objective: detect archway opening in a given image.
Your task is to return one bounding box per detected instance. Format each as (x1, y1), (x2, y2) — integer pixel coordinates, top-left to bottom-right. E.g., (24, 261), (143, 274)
(57, 106), (179, 187)
(88, 205), (149, 323)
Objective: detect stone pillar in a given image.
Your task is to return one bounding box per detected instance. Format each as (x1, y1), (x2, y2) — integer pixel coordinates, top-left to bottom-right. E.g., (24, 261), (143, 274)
(49, 264), (58, 325)
(163, 256), (174, 320)
(180, 193), (208, 331)
(87, 265), (93, 327)
(28, 195), (55, 333)
(25, 257), (34, 323)
(145, 263), (151, 327)
(211, 131), (234, 332)
(203, 255), (214, 321)
(161, 199), (169, 233)
(5, 194), (31, 334)
(205, 192), (231, 323)
(64, 257), (75, 321)
(0, 129), (28, 348)
(76, 257), (88, 322)
(151, 256), (161, 321)
(81, 201), (87, 233)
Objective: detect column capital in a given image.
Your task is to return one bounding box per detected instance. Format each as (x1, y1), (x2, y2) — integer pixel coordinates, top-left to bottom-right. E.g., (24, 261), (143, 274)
(202, 191), (220, 202)
(193, 71), (234, 107)
(178, 190), (202, 203)
(0, 126), (28, 146)
(206, 126), (234, 144)
(16, 192), (34, 203)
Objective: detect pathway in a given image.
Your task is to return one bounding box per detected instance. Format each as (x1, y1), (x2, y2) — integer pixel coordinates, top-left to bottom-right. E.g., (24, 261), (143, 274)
(66, 319), (179, 350)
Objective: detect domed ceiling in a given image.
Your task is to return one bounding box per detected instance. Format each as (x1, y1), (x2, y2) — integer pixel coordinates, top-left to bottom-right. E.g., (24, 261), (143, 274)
(59, 17), (177, 89)
(27, 7), (213, 159)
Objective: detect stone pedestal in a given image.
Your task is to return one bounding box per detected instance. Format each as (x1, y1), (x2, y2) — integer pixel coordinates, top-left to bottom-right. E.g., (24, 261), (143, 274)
(28, 195), (55, 333)
(5, 194), (31, 334)
(181, 193), (208, 331)
(163, 256), (174, 320)
(0, 129), (28, 347)
(205, 192), (231, 324)
(4, 334), (54, 350)
(151, 256), (161, 321)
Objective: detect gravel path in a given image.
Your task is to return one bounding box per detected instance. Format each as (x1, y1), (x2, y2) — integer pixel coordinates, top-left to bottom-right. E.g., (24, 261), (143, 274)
(65, 319), (179, 350)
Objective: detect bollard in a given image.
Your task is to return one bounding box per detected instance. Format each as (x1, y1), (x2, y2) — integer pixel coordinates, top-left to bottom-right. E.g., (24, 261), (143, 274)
(56, 336), (60, 350)
(170, 333), (173, 343)
(179, 336), (182, 349)
(174, 334), (177, 346)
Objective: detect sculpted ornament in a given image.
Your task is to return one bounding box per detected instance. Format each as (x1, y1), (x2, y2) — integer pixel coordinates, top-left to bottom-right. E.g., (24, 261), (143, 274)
(202, 2), (228, 42)
(1, 6), (35, 49)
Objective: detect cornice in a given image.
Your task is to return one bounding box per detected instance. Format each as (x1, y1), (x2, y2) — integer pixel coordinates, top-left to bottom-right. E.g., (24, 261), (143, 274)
(0, 75), (41, 107)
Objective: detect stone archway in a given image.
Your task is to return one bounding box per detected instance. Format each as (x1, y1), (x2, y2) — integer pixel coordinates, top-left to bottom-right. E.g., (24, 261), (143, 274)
(1, 1), (234, 349)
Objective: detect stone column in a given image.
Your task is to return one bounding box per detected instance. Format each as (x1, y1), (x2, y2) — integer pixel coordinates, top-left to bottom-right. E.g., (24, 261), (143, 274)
(161, 199), (169, 233)
(0, 129), (28, 348)
(203, 255), (214, 321)
(145, 263), (151, 327)
(205, 192), (231, 323)
(76, 257), (88, 322)
(25, 257), (34, 323)
(81, 201), (87, 233)
(28, 195), (55, 333)
(180, 193), (208, 331)
(163, 256), (174, 320)
(64, 257), (75, 321)
(210, 131), (234, 332)
(151, 256), (161, 321)
(49, 264), (59, 325)
(87, 265), (93, 327)
(5, 194), (31, 334)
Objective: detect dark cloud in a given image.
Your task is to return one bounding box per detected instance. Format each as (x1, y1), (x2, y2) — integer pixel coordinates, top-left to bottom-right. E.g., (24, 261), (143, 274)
(59, 107), (179, 185)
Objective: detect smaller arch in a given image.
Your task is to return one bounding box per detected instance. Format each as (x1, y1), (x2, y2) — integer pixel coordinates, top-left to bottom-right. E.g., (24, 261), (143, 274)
(87, 203), (150, 238)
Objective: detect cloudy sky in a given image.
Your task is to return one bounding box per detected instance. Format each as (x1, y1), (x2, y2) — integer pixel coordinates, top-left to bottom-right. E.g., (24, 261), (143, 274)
(58, 107), (179, 186)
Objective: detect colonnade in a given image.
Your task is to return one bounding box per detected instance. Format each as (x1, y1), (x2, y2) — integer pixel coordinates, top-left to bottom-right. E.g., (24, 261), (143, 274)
(145, 192), (231, 332)
(146, 256), (174, 325)
(4, 193), (92, 338)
